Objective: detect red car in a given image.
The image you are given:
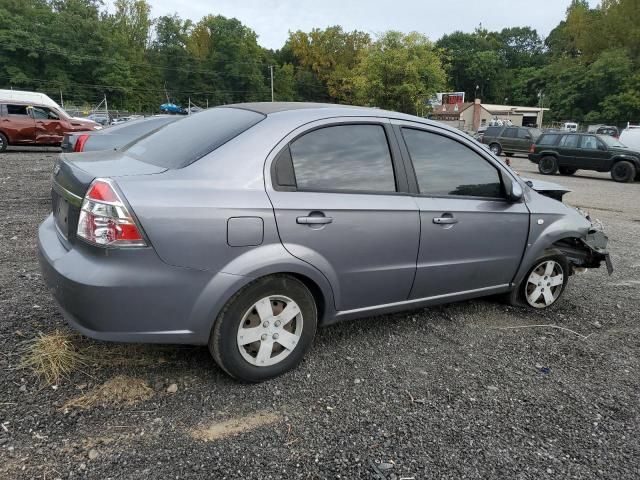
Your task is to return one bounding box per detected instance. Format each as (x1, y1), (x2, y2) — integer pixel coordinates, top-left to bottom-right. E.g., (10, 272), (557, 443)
(0, 101), (99, 151)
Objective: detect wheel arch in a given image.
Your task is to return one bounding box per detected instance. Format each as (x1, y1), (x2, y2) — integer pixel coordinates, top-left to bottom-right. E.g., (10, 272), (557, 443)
(611, 156), (640, 170)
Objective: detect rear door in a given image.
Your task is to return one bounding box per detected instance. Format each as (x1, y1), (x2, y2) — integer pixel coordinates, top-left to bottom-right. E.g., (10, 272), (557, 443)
(1, 104), (36, 144)
(31, 106), (65, 144)
(501, 127), (519, 152)
(395, 123), (529, 299)
(556, 134), (581, 167)
(267, 119), (420, 312)
(578, 135), (610, 170)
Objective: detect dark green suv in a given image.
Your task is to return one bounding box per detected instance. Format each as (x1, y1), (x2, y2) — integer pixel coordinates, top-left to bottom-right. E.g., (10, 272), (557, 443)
(481, 126), (542, 156)
(528, 132), (640, 183)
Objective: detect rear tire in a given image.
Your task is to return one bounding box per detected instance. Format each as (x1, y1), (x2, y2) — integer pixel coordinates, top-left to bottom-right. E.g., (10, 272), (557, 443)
(209, 275), (317, 382)
(559, 167), (577, 175)
(538, 156), (559, 175)
(489, 143), (502, 156)
(610, 161), (636, 183)
(0, 133), (7, 152)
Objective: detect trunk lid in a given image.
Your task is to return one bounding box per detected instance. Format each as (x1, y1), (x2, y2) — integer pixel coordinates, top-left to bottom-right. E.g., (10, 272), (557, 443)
(51, 150), (166, 243)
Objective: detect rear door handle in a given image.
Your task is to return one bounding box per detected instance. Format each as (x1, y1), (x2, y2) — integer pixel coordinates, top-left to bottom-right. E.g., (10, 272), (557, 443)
(433, 216), (458, 225)
(297, 216), (333, 225)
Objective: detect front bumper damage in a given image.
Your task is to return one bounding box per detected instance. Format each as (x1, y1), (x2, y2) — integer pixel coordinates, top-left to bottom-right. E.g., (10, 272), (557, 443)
(555, 229), (613, 275)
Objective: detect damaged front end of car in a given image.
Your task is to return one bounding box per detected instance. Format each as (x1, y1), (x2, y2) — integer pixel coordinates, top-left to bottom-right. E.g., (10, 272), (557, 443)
(553, 228), (614, 275)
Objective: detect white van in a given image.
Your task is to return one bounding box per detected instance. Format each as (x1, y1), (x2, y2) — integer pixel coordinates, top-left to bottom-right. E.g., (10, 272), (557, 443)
(620, 124), (640, 151)
(563, 122), (578, 132)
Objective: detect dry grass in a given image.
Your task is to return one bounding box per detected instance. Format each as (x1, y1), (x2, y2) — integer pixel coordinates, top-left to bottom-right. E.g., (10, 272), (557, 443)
(63, 375), (153, 410)
(190, 411), (280, 442)
(20, 330), (88, 384)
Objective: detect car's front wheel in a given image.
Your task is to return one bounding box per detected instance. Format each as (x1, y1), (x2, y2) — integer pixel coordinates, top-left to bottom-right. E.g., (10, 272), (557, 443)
(610, 161), (636, 183)
(538, 156), (559, 175)
(521, 253), (569, 309)
(209, 275), (317, 382)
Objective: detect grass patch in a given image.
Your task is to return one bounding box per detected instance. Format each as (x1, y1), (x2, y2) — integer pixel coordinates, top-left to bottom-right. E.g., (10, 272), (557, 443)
(63, 375), (153, 410)
(20, 330), (88, 384)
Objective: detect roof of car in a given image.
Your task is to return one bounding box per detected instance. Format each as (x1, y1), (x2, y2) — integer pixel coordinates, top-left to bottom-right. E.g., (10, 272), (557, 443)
(223, 102), (365, 115)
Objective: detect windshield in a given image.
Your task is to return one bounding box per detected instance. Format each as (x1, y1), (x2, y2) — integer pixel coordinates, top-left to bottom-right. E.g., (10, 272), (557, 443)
(599, 135), (626, 148)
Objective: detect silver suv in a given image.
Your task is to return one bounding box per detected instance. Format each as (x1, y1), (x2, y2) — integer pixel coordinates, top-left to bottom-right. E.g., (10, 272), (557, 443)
(38, 103), (611, 382)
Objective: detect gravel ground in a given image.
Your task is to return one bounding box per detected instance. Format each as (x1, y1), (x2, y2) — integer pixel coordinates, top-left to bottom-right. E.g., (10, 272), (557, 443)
(1, 149), (639, 479)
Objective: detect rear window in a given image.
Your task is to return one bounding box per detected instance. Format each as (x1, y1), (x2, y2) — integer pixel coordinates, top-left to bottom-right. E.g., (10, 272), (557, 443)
(537, 134), (559, 146)
(124, 107), (265, 168)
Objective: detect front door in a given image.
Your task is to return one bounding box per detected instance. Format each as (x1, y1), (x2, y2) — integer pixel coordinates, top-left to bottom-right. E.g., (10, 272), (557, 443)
(396, 124), (529, 299)
(501, 127), (519, 152)
(31, 106), (66, 145)
(268, 121), (420, 312)
(579, 135), (611, 170)
(1, 104), (36, 144)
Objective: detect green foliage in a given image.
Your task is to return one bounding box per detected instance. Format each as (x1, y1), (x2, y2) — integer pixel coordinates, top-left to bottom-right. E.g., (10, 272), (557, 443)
(0, 0), (638, 123)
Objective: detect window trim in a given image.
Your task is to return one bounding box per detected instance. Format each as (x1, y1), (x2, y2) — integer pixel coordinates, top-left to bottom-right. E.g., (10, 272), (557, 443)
(271, 121), (409, 196)
(396, 124), (509, 202)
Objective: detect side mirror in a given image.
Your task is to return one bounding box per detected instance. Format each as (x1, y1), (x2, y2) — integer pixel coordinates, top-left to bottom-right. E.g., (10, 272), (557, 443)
(598, 143), (606, 151)
(501, 171), (523, 202)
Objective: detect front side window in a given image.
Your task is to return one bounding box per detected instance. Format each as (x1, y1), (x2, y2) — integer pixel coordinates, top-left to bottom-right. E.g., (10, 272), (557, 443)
(580, 135), (599, 150)
(289, 124), (396, 192)
(31, 106), (59, 120)
(503, 128), (518, 138)
(402, 128), (503, 198)
(517, 128), (531, 139)
(7, 104), (29, 116)
(559, 135), (579, 148)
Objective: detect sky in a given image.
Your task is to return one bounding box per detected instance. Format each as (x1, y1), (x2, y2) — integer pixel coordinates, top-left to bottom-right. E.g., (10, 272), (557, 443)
(107, 0), (602, 50)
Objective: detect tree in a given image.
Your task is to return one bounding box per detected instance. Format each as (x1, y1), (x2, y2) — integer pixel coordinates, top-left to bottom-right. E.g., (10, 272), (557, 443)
(353, 31), (446, 114)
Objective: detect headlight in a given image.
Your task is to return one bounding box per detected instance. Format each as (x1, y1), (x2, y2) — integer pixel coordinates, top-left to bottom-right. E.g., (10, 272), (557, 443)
(93, 125), (102, 130)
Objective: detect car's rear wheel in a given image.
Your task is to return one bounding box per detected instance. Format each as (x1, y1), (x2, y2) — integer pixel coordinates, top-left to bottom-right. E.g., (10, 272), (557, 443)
(209, 275), (317, 382)
(538, 156), (559, 175)
(0, 133), (8, 152)
(559, 167), (577, 175)
(610, 161), (636, 183)
(489, 143), (502, 155)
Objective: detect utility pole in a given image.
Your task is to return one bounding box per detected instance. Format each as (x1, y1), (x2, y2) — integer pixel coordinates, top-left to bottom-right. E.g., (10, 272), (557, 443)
(104, 94), (109, 120)
(269, 65), (274, 102)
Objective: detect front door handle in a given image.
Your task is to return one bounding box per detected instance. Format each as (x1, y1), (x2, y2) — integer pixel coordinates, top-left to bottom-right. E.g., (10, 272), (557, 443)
(297, 216), (333, 225)
(433, 216), (458, 225)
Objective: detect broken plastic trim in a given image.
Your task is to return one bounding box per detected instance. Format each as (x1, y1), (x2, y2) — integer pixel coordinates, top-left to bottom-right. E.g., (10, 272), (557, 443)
(553, 231), (613, 275)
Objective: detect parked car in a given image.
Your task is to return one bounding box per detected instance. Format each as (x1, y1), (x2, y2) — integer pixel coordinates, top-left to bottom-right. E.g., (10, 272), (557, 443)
(0, 101), (100, 152)
(563, 122), (579, 132)
(39, 103), (611, 382)
(619, 124), (640, 151)
(529, 132), (640, 182)
(595, 126), (619, 138)
(85, 113), (110, 126)
(62, 115), (180, 153)
(481, 125), (542, 156)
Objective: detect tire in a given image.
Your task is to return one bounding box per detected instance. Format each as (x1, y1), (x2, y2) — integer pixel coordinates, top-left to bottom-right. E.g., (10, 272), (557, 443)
(507, 251), (570, 309)
(489, 143), (502, 155)
(0, 132), (7, 152)
(610, 161), (636, 183)
(209, 274), (317, 382)
(538, 156), (559, 175)
(559, 167), (577, 176)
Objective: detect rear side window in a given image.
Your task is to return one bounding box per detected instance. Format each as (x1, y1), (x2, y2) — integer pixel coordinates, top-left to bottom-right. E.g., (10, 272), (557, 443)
(559, 135), (579, 147)
(484, 126), (501, 137)
(125, 107), (265, 168)
(537, 134), (559, 146)
(289, 125), (396, 192)
(402, 128), (503, 198)
(7, 104), (29, 116)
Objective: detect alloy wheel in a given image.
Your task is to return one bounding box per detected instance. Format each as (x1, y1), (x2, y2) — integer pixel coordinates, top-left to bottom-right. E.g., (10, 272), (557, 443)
(525, 260), (564, 308)
(236, 295), (303, 366)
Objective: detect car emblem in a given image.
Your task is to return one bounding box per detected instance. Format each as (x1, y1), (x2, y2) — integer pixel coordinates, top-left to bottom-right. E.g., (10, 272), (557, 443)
(53, 164), (61, 176)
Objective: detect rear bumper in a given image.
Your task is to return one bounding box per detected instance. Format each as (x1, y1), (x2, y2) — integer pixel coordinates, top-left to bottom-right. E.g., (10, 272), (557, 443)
(37, 214), (222, 344)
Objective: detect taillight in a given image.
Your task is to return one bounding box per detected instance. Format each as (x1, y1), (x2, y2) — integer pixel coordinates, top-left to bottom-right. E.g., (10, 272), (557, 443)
(529, 144), (536, 153)
(74, 134), (90, 152)
(77, 178), (146, 247)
